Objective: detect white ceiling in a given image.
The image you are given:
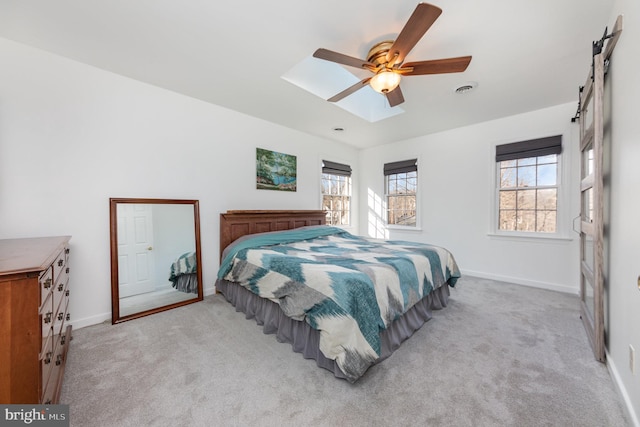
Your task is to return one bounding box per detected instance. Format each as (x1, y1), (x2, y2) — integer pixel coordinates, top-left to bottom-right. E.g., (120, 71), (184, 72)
(0, 0), (614, 149)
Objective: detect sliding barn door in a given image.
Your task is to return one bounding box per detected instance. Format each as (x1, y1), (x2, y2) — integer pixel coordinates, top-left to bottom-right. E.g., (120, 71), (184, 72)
(578, 53), (604, 361)
(577, 16), (622, 362)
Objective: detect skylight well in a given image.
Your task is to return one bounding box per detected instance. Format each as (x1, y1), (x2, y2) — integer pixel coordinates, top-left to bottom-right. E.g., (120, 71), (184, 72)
(281, 56), (404, 123)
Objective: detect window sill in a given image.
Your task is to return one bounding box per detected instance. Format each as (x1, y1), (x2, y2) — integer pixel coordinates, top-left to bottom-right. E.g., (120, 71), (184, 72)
(487, 232), (575, 243)
(386, 225), (422, 232)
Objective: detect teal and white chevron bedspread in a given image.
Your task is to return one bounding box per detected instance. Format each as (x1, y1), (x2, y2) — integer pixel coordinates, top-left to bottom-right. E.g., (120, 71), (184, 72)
(217, 226), (460, 381)
(169, 251), (197, 284)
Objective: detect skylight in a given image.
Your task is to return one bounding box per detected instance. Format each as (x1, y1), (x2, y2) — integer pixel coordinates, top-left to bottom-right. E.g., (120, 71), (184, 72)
(281, 56), (404, 123)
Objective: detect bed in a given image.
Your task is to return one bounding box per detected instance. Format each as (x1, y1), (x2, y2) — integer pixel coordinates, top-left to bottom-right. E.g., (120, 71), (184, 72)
(169, 251), (198, 293)
(215, 210), (460, 382)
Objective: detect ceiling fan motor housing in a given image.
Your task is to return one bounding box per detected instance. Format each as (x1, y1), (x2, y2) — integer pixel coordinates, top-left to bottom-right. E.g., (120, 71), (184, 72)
(367, 41), (396, 67)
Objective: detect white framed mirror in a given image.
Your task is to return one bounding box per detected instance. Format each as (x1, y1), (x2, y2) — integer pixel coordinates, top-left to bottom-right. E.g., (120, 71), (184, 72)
(109, 198), (203, 323)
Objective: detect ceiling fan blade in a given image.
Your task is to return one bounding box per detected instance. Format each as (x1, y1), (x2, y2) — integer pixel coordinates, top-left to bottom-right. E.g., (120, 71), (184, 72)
(402, 56), (472, 75)
(385, 86), (405, 107)
(387, 3), (442, 65)
(327, 77), (372, 102)
(313, 48), (371, 70)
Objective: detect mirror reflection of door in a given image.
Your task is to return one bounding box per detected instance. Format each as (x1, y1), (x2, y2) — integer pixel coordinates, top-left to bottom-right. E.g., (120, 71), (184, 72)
(110, 198), (203, 324)
(117, 203), (156, 298)
(118, 203), (195, 316)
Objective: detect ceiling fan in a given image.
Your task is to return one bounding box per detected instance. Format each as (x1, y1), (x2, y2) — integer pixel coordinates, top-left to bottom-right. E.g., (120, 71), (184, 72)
(313, 2), (472, 107)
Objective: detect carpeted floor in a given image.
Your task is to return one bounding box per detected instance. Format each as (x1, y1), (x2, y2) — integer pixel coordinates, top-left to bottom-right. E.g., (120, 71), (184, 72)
(119, 287), (197, 317)
(60, 276), (631, 426)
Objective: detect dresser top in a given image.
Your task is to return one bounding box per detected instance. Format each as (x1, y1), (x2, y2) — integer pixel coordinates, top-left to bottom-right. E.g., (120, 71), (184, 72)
(0, 236), (71, 276)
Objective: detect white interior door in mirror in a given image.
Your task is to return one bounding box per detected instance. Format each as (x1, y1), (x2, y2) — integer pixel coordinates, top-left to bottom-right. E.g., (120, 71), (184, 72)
(117, 203), (156, 298)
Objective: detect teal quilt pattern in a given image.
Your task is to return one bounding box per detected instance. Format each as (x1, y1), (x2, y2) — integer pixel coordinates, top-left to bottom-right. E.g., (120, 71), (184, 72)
(218, 226), (460, 382)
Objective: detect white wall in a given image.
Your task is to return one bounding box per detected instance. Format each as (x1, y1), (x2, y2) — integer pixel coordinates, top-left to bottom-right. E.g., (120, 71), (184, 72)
(152, 204), (196, 288)
(0, 38), (359, 328)
(359, 103), (580, 294)
(605, 0), (640, 424)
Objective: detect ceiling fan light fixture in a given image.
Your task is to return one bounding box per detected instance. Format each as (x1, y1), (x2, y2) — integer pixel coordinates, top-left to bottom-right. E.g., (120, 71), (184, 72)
(369, 70), (401, 94)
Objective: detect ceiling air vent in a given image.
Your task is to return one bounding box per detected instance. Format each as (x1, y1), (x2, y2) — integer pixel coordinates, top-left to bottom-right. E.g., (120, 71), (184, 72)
(454, 82), (478, 94)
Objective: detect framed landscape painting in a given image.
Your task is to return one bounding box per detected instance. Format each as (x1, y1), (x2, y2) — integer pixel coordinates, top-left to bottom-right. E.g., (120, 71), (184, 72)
(256, 148), (297, 192)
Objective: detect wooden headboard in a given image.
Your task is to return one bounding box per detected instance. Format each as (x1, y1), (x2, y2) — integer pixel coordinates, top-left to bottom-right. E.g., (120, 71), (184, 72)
(219, 210), (326, 260)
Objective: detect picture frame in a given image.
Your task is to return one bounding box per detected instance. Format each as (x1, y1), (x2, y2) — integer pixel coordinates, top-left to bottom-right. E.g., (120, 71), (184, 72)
(256, 148), (297, 192)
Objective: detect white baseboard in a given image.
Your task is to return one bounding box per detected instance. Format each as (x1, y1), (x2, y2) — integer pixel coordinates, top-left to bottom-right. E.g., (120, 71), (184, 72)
(70, 312), (111, 330)
(460, 269), (578, 295)
(606, 349), (640, 427)
(72, 286), (218, 331)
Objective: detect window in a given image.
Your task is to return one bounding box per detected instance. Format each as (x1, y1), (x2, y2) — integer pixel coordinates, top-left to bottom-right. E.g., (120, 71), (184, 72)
(496, 136), (562, 233)
(384, 159), (417, 227)
(321, 160), (352, 226)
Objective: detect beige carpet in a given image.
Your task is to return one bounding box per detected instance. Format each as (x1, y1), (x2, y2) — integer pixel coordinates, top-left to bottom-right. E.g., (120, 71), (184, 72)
(60, 276), (631, 426)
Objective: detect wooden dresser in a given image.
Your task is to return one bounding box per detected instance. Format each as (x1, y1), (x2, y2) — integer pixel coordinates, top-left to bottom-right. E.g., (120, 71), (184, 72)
(0, 236), (72, 404)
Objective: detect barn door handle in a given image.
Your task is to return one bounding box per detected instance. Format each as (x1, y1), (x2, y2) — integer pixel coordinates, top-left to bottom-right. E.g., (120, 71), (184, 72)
(572, 214), (581, 235)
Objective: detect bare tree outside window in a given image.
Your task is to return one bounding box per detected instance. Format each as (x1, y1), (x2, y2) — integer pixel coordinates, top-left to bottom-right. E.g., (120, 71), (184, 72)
(498, 154), (558, 232)
(322, 173), (351, 226)
(386, 171), (417, 226)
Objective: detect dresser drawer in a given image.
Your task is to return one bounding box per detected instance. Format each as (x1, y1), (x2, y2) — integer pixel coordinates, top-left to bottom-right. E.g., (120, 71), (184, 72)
(40, 292), (54, 339)
(39, 266), (53, 306)
(41, 375), (56, 405)
(40, 332), (54, 400)
(40, 327), (53, 360)
(53, 274), (69, 316)
(41, 349), (58, 405)
(42, 325), (71, 405)
(52, 248), (68, 284)
(53, 298), (69, 339)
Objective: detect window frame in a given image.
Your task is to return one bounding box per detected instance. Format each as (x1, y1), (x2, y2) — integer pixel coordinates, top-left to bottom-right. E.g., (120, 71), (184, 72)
(490, 136), (570, 240)
(384, 158), (419, 229)
(497, 155), (559, 233)
(321, 160), (352, 227)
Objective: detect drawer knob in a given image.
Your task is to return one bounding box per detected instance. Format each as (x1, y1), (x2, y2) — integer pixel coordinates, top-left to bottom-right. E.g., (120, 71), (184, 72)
(58, 312), (64, 321)
(65, 290), (70, 297)
(58, 259), (63, 267)
(55, 354), (62, 366)
(58, 283), (64, 292)
(44, 312), (52, 324)
(66, 313), (71, 321)
(43, 278), (52, 289)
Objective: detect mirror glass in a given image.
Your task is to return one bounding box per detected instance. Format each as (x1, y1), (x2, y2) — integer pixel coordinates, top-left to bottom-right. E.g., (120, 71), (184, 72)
(110, 198), (203, 323)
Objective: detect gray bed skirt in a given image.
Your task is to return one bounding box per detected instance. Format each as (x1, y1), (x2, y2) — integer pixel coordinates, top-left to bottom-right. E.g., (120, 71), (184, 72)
(215, 278), (450, 382)
(172, 274), (198, 293)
